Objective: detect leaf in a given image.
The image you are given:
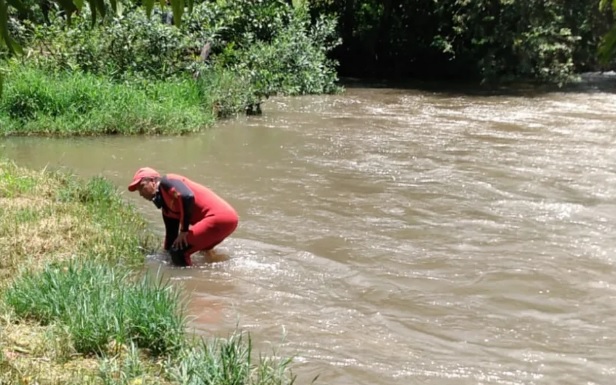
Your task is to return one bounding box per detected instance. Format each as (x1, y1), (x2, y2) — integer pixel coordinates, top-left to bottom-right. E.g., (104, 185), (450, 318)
(602, 0), (616, 15)
(143, 0), (154, 18)
(292, 0), (306, 9)
(0, 0), (18, 54)
(171, 0), (184, 27)
(55, 0), (78, 24)
(0, 0), (8, 45)
(87, 0), (97, 26)
(598, 25), (616, 64)
(6, 0), (26, 14)
(94, 0), (106, 19)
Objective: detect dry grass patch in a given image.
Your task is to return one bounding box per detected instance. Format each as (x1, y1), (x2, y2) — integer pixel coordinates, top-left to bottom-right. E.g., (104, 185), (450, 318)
(0, 159), (154, 283)
(0, 165), (81, 277)
(0, 315), (172, 385)
(0, 314), (99, 385)
(0, 205), (94, 272)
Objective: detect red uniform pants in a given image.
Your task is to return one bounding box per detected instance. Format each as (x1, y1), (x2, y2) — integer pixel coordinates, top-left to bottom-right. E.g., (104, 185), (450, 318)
(182, 214), (238, 265)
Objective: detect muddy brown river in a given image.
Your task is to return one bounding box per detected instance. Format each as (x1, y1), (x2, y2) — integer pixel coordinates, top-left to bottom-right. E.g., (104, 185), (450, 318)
(2, 81), (616, 384)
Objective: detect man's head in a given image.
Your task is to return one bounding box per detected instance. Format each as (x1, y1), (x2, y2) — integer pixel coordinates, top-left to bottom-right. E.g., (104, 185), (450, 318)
(128, 167), (160, 200)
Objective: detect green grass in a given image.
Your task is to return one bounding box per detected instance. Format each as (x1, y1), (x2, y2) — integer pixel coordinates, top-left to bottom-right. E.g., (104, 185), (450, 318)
(167, 333), (298, 385)
(4, 260), (186, 355)
(0, 66), (216, 136)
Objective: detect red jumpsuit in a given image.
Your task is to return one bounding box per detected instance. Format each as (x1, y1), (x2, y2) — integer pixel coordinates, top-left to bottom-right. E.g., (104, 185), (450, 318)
(154, 174), (238, 266)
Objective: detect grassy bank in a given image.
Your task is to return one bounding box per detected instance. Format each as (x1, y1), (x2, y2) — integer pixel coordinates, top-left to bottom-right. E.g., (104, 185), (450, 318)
(0, 160), (298, 385)
(0, 66), (218, 136)
(0, 1), (341, 137)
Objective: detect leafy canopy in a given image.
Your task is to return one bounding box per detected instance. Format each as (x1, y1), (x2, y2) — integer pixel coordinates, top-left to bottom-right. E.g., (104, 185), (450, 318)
(0, 0), (192, 95)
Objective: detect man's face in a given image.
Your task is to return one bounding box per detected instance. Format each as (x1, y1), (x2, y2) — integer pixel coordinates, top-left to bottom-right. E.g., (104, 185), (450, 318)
(137, 178), (157, 200)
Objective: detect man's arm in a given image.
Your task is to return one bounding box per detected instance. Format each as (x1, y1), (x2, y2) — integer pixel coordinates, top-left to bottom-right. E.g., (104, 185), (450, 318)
(162, 214), (180, 250)
(161, 177), (195, 232)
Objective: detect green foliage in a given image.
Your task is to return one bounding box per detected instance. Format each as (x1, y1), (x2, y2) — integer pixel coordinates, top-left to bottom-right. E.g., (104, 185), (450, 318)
(4, 260), (187, 355)
(309, 0), (612, 83)
(24, 0), (341, 92)
(229, 5), (341, 97)
(599, 0), (616, 64)
(514, 26), (578, 85)
(195, 65), (257, 118)
(168, 333), (251, 385)
(57, 175), (119, 205)
(95, 11), (191, 79)
(0, 0), (341, 134)
(0, 64), (215, 135)
(187, 1), (342, 115)
(0, 160), (156, 271)
(0, 0), (23, 54)
(2, 0), (615, 87)
(55, 174), (137, 245)
(185, 0), (292, 49)
(0, 0), (184, 96)
(599, 27), (616, 63)
(24, 8), (197, 80)
(429, 0), (583, 83)
(98, 342), (148, 385)
(0, 0), (195, 75)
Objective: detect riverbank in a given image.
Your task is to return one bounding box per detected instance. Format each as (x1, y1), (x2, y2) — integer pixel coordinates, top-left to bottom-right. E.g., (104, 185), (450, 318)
(0, 160), (297, 384)
(0, 1), (341, 137)
(0, 65), (218, 137)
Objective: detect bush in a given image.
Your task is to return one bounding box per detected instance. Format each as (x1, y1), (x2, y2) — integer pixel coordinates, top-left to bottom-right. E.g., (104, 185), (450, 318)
(230, 7), (341, 97)
(25, 8), (198, 80)
(22, 0), (341, 96)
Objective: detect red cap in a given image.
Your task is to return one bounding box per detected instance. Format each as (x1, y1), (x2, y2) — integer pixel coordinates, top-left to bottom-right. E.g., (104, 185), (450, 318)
(128, 167), (160, 191)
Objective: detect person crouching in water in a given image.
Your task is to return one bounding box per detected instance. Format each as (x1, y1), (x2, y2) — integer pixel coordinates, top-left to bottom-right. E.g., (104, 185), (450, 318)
(128, 167), (239, 266)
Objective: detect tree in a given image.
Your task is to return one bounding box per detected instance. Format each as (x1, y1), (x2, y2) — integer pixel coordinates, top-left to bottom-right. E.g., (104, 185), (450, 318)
(0, 0), (192, 95)
(599, 0), (616, 64)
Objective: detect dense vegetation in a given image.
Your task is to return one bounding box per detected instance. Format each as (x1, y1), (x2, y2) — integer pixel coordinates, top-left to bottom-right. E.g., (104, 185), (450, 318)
(2, 0), (614, 85)
(1, 0), (616, 136)
(309, 0), (615, 83)
(0, 0), (341, 135)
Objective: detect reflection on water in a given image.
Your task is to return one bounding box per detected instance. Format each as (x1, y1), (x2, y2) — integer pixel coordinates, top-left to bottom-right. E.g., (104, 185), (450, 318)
(3, 83), (616, 385)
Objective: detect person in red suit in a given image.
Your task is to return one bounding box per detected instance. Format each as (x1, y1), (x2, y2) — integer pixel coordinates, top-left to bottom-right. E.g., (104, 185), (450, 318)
(128, 167), (239, 266)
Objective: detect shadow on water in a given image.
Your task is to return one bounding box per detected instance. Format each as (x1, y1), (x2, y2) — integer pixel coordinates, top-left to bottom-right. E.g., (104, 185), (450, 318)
(340, 71), (616, 97)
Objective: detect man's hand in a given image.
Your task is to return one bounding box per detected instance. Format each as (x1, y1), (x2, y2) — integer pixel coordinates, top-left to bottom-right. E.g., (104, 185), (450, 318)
(173, 231), (189, 249)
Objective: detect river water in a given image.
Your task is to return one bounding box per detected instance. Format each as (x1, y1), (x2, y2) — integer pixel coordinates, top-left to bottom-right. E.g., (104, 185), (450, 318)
(2, 81), (616, 385)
